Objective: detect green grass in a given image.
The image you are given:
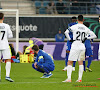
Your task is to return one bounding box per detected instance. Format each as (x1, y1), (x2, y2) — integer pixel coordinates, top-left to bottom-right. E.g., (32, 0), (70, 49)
(0, 60), (100, 90)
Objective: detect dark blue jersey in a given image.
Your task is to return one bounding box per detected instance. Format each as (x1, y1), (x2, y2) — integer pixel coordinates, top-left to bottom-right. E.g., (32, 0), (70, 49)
(35, 50), (54, 65)
(68, 22), (77, 40)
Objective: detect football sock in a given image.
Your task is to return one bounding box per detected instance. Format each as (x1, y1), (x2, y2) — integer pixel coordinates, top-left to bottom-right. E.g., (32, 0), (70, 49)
(83, 61), (86, 71)
(67, 65), (72, 80)
(87, 56), (93, 68)
(73, 61), (76, 67)
(78, 65), (83, 80)
(65, 53), (69, 66)
(6, 62), (11, 77)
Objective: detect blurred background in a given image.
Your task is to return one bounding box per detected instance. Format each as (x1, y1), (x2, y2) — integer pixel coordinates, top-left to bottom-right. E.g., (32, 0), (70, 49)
(0, 0), (100, 60)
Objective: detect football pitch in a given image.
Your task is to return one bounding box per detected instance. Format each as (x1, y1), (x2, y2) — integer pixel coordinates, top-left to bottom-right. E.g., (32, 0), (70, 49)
(0, 60), (100, 90)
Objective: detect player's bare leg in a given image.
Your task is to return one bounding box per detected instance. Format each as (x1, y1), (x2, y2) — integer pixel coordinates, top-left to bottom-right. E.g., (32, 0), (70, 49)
(5, 59), (14, 82)
(62, 60), (73, 82)
(76, 61), (83, 82)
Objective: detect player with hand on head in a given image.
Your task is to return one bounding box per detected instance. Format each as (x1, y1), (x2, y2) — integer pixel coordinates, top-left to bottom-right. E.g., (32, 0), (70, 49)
(83, 22), (93, 72)
(32, 45), (55, 78)
(63, 15), (96, 83)
(0, 13), (14, 82)
(62, 16), (77, 71)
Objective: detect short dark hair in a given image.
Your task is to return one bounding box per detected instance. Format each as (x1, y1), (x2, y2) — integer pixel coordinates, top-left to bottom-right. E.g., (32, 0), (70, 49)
(72, 16), (77, 20)
(83, 22), (90, 28)
(78, 15), (83, 21)
(0, 13), (4, 19)
(32, 45), (39, 51)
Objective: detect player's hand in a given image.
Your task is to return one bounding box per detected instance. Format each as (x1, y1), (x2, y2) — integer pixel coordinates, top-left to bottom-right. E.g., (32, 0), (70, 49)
(69, 40), (74, 42)
(82, 37), (87, 43)
(34, 62), (37, 68)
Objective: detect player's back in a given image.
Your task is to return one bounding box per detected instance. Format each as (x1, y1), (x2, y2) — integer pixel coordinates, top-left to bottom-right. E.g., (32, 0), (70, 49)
(69, 23), (91, 50)
(70, 23), (90, 42)
(0, 23), (13, 50)
(38, 50), (54, 65)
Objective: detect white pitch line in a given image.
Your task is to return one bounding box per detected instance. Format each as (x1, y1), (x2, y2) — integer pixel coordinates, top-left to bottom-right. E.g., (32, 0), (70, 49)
(0, 82), (98, 84)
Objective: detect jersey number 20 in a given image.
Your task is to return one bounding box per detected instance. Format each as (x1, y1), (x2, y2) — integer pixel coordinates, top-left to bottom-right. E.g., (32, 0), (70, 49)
(76, 31), (85, 41)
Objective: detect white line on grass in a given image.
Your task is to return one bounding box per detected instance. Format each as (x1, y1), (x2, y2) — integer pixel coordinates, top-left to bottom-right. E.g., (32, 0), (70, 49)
(0, 82), (98, 84)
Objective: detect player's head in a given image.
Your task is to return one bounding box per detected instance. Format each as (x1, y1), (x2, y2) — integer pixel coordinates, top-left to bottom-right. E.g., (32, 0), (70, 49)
(58, 30), (61, 34)
(72, 16), (77, 22)
(77, 15), (84, 22)
(83, 22), (90, 28)
(0, 13), (4, 20)
(32, 45), (39, 54)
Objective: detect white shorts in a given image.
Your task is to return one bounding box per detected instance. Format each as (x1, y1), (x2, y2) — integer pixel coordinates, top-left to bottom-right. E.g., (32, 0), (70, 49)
(0, 48), (11, 59)
(68, 41), (85, 61)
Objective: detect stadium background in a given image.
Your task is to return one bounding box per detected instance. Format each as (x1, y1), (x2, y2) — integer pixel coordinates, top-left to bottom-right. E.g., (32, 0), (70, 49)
(0, 0), (100, 89)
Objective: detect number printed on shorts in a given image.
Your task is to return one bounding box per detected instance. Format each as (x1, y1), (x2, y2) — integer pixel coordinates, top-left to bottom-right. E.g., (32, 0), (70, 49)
(0, 31), (5, 40)
(76, 31), (86, 41)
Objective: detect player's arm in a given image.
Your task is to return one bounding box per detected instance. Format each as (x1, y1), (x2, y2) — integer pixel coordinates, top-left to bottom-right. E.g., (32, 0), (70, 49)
(38, 56), (44, 63)
(87, 30), (97, 39)
(34, 56), (38, 68)
(7, 25), (13, 38)
(64, 29), (71, 41)
(35, 56), (38, 63)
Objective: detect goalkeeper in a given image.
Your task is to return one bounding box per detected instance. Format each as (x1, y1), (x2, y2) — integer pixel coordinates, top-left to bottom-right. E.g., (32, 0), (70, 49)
(32, 45), (55, 78)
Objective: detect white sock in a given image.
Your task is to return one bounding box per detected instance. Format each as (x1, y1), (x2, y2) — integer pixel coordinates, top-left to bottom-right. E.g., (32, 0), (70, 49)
(6, 62), (11, 77)
(67, 65), (72, 80)
(78, 65), (84, 80)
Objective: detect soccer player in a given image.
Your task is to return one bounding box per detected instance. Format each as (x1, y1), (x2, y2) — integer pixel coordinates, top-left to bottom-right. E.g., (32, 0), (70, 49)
(63, 16), (77, 71)
(63, 15), (96, 82)
(0, 13), (14, 82)
(32, 45), (55, 78)
(83, 22), (93, 72)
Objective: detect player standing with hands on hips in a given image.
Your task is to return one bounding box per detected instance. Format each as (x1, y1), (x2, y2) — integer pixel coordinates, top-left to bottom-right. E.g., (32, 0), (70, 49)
(0, 13), (14, 82)
(63, 15), (97, 82)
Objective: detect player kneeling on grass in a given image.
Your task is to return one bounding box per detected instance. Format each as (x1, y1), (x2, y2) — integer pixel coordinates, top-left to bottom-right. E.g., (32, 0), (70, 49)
(32, 45), (55, 78)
